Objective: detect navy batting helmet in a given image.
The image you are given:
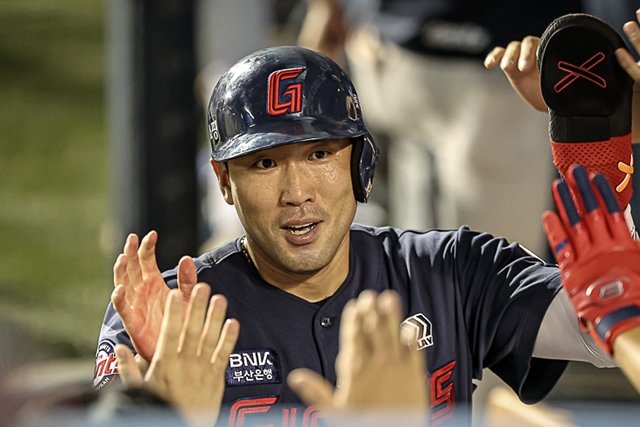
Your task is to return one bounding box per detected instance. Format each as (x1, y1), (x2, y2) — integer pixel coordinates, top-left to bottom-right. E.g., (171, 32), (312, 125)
(207, 46), (379, 203)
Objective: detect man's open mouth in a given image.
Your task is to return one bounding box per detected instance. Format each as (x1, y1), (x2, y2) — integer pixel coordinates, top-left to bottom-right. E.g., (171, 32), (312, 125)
(285, 223), (318, 235)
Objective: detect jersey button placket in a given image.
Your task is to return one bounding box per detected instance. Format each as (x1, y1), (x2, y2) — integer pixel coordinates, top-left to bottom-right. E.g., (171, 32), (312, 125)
(320, 316), (333, 328)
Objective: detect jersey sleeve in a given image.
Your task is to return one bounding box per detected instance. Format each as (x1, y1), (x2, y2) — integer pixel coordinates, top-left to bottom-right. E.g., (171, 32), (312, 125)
(93, 302), (132, 390)
(454, 227), (568, 404)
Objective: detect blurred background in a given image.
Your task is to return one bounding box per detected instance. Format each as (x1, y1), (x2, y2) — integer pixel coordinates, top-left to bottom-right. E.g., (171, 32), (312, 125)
(1, 0), (640, 425)
(0, 0), (305, 368)
(0, 0), (109, 365)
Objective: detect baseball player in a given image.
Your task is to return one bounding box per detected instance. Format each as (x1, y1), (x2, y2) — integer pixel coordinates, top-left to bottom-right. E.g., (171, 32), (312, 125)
(95, 38), (622, 426)
(114, 284), (428, 426)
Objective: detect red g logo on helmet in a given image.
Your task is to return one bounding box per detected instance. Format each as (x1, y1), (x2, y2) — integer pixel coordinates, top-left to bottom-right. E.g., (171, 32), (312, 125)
(267, 67), (305, 116)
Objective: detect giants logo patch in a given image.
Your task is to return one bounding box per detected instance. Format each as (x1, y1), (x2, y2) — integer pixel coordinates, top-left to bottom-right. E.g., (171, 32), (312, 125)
(226, 349), (282, 386)
(431, 361), (456, 426)
(402, 313), (434, 350)
(226, 397), (321, 427)
(94, 339), (118, 390)
(267, 67), (305, 116)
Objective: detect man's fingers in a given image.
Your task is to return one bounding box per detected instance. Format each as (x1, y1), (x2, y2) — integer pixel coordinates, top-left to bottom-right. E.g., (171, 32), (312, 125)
(492, 37), (546, 112)
(484, 37), (539, 72)
(500, 41), (521, 74)
(571, 166), (611, 244)
(593, 174), (633, 241)
(179, 284), (209, 356)
(624, 21), (640, 55)
(352, 291), (376, 354)
(138, 230), (162, 280)
(552, 180), (580, 227)
(134, 353), (150, 378)
(570, 165), (599, 214)
(113, 254), (128, 288)
(111, 285), (136, 328)
(519, 36), (540, 72)
(619, 20), (640, 83)
(111, 284), (126, 311)
(592, 173), (622, 214)
(336, 299), (361, 380)
(399, 321), (428, 380)
(156, 290), (184, 362)
(552, 179), (590, 258)
(123, 233), (143, 288)
(200, 294), (228, 357)
(378, 290), (404, 360)
(483, 46), (505, 69)
(359, 291), (382, 352)
(615, 48), (640, 84)
(542, 211), (575, 268)
(406, 332), (428, 384)
(287, 369), (335, 408)
(210, 319), (240, 375)
(339, 299), (359, 352)
(115, 344), (143, 386)
(177, 256), (197, 303)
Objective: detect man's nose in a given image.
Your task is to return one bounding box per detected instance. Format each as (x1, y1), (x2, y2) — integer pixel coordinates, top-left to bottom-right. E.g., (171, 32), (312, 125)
(279, 163), (315, 206)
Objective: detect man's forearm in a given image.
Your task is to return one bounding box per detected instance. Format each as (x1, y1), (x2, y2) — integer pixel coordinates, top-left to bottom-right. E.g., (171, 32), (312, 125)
(612, 326), (640, 392)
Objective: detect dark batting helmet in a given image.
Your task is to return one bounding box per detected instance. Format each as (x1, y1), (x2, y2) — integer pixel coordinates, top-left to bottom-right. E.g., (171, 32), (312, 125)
(207, 46), (379, 203)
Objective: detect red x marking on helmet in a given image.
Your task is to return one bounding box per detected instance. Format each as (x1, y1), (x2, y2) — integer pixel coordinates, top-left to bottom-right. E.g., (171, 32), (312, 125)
(554, 52), (607, 93)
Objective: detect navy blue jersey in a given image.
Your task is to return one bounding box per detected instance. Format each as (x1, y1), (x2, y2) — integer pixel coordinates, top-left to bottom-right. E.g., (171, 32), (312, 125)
(95, 225), (566, 426)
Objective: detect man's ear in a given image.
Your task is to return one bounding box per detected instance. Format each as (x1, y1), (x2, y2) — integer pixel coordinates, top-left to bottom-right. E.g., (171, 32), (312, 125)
(211, 160), (234, 205)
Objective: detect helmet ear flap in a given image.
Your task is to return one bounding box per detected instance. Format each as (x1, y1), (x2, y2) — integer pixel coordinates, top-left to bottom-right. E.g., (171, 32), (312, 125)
(351, 135), (379, 203)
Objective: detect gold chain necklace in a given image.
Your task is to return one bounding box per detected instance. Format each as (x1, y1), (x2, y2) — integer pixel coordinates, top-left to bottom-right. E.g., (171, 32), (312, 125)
(240, 236), (253, 265)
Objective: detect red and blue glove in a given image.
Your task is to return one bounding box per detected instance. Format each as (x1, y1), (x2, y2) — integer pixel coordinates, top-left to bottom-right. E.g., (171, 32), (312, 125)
(543, 164), (640, 355)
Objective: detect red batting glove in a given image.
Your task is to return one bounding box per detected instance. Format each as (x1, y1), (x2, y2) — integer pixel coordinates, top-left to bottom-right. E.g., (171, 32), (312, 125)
(542, 164), (640, 355)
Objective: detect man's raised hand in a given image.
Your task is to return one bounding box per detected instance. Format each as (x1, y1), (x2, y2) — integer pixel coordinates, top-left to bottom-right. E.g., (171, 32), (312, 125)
(616, 10), (640, 84)
(111, 231), (197, 361)
(288, 290), (428, 424)
(484, 35), (547, 112)
(115, 284), (239, 427)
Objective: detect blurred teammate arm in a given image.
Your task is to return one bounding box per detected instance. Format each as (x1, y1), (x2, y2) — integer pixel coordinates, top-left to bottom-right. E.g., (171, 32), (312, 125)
(485, 21), (640, 142)
(484, 35), (547, 112)
(297, 0), (349, 66)
(613, 327), (640, 391)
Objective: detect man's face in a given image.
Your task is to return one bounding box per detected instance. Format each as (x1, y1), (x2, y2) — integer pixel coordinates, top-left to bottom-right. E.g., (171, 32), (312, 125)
(213, 139), (357, 276)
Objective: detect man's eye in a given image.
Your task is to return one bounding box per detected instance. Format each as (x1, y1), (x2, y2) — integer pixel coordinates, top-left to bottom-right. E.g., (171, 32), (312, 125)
(311, 150), (328, 160)
(256, 159), (276, 169)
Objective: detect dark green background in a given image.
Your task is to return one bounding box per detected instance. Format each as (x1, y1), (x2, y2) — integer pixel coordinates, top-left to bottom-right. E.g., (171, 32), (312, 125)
(0, 0), (111, 363)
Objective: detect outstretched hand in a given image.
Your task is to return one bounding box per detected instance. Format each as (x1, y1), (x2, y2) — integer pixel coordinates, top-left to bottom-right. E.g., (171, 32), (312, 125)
(111, 231), (197, 361)
(484, 36), (547, 112)
(288, 290), (428, 424)
(115, 284), (240, 427)
(616, 11), (640, 84)
(543, 165), (640, 355)
(297, 0), (348, 66)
